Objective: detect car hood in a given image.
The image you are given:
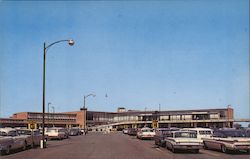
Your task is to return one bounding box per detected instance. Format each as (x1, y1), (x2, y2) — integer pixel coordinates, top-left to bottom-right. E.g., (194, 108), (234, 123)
(168, 138), (201, 143)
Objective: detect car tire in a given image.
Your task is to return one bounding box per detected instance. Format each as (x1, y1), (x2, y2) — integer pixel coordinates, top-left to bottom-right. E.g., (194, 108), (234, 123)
(31, 142), (35, 148)
(154, 140), (158, 145)
(171, 145), (176, 153)
(3, 146), (11, 155)
(23, 141), (27, 151)
(203, 143), (208, 149)
(221, 145), (228, 153)
(166, 145), (169, 150)
(161, 141), (166, 147)
(194, 149), (199, 153)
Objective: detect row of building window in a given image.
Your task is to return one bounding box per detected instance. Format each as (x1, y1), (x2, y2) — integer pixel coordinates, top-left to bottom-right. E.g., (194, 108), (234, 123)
(93, 113), (221, 122)
(28, 114), (76, 120)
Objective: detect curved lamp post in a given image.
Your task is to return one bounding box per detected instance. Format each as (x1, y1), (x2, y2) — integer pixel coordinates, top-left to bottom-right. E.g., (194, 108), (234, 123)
(41, 39), (74, 149)
(83, 94), (96, 109)
(83, 94), (95, 133)
(47, 102), (51, 127)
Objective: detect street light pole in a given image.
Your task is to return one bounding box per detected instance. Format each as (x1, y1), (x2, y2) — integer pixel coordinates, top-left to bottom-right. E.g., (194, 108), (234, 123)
(47, 102), (51, 127)
(51, 106), (55, 127)
(42, 42), (46, 149)
(41, 39), (74, 149)
(82, 94), (95, 134)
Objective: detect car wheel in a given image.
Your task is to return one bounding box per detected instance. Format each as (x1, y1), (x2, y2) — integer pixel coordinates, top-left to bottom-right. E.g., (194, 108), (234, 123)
(31, 142), (35, 148)
(23, 141), (27, 151)
(161, 141), (166, 147)
(171, 145), (176, 153)
(203, 143), (208, 149)
(154, 140), (158, 145)
(194, 149), (199, 153)
(221, 145), (228, 153)
(4, 146), (11, 155)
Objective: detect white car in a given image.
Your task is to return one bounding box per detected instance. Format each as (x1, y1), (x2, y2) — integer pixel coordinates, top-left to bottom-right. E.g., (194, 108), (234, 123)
(165, 130), (203, 153)
(137, 127), (155, 140)
(0, 128), (28, 155)
(45, 127), (68, 140)
(123, 128), (128, 134)
(182, 128), (213, 142)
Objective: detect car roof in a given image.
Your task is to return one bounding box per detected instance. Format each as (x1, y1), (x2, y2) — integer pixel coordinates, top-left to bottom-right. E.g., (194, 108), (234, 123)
(182, 128), (213, 131)
(156, 128), (179, 131)
(173, 130), (197, 133)
(141, 127), (152, 130)
(0, 128), (16, 133)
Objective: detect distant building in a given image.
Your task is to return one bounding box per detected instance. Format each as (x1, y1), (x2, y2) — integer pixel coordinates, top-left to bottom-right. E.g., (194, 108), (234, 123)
(0, 107), (235, 129)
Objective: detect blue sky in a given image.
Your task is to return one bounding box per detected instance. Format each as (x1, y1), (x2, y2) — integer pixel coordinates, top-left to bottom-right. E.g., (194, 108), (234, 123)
(0, 0), (249, 121)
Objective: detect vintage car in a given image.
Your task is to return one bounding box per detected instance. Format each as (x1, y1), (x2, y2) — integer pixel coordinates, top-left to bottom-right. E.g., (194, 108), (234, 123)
(127, 128), (137, 136)
(0, 128), (28, 155)
(182, 128), (213, 142)
(69, 128), (82, 136)
(0, 130), (13, 155)
(203, 129), (250, 153)
(123, 128), (128, 134)
(154, 128), (179, 147)
(137, 127), (155, 140)
(165, 130), (203, 153)
(45, 127), (68, 140)
(17, 129), (42, 147)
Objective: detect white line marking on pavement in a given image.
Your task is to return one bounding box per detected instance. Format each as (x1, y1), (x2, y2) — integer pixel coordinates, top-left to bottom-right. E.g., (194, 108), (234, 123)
(155, 148), (164, 153)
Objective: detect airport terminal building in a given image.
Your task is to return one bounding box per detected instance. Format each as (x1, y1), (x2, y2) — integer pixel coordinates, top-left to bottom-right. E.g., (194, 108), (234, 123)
(0, 107), (234, 129)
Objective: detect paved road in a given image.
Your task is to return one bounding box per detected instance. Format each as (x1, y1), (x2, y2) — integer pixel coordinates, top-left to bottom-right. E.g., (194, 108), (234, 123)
(2, 132), (250, 159)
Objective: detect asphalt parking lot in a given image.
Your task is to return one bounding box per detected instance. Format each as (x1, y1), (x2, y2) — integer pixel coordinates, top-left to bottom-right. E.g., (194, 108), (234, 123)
(2, 132), (249, 159)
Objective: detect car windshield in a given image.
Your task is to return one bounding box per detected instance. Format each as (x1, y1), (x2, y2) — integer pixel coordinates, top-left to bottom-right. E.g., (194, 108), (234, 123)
(8, 131), (17, 136)
(47, 129), (58, 133)
(142, 129), (153, 132)
(18, 130), (31, 135)
(175, 132), (197, 138)
(0, 131), (7, 136)
(160, 129), (179, 135)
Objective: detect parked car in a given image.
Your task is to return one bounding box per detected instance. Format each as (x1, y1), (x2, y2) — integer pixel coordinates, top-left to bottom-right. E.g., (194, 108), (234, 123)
(154, 128), (179, 147)
(0, 130), (13, 155)
(0, 128), (28, 155)
(203, 129), (250, 153)
(69, 128), (82, 136)
(165, 130), (203, 153)
(17, 129), (41, 148)
(182, 128), (213, 142)
(45, 127), (68, 140)
(39, 129), (49, 142)
(123, 128), (128, 134)
(137, 127), (155, 140)
(127, 128), (137, 136)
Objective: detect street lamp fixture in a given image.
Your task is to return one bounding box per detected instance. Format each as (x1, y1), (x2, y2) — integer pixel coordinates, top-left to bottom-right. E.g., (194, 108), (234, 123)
(68, 39), (74, 46)
(41, 39), (74, 149)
